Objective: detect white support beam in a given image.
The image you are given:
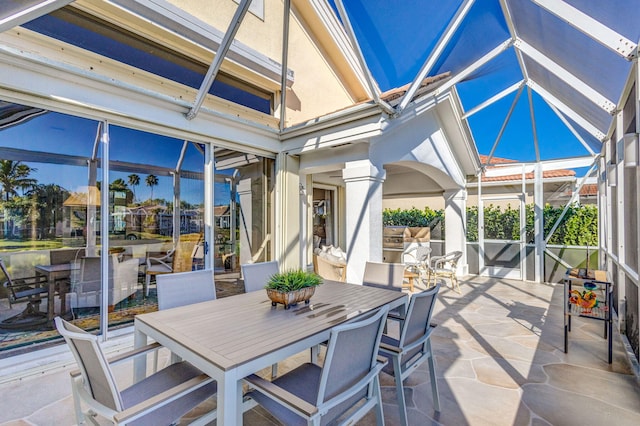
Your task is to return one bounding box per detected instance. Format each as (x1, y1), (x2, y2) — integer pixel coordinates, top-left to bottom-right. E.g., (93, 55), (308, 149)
(397, 0), (476, 113)
(485, 84), (524, 164)
(528, 79), (606, 140)
(0, 0), (74, 33)
(463, 80), (524, 119)
(186, 0), (252, 120)
(546, 101), (597, 156)
(534, 163), (543, 282)
(516, 39), (617, 113)
(527, 86), (541, 162)
(435, 39), (514, 96)
(279, 0), (291, 131)
(532, 0), (637, 60)
(498, 0), (531, 82)
(544, 159), (598, 243)
(615, 111), (627, 331)
(483, 156), (597, 177)
(334, 0), (395, 115)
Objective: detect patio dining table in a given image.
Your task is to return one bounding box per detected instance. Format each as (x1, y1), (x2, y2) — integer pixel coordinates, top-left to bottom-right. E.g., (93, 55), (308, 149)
(34, 262), (80, 321)
(133, 280), (408, 425)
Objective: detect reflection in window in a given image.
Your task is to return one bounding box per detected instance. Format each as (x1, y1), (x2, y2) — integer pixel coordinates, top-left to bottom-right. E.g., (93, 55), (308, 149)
(0, 100), (274, 353)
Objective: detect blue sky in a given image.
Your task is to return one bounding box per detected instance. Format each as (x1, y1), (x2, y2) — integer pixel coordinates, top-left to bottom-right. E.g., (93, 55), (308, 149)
(330, 0), (598, 172)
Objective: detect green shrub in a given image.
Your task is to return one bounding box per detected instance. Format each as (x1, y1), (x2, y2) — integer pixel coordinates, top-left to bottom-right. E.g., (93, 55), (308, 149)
(386, 203), (598, 246)
(265, 269), (322, 292)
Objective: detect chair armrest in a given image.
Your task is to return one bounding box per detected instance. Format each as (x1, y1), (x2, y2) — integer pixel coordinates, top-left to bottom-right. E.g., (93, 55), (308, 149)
(146, 256), (172, 270)
(114, 373), (214, 424)
(399, 327), (435, 353)
(107, 342), (162, 366)
(387, 312), (406, 322)
(244, 374), (318, 418)
(319, 360), (387, 411)
(379, 342), (402, 355)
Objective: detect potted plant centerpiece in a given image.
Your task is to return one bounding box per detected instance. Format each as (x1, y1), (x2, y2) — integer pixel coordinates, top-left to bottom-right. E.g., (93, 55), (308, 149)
(265, 269), (322, 309)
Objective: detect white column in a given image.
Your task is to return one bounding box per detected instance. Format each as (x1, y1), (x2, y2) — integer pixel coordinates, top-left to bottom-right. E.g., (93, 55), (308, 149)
(342, 160), (386, 284)
(444, 188), (468, 275)
(237, 178), (253, 266)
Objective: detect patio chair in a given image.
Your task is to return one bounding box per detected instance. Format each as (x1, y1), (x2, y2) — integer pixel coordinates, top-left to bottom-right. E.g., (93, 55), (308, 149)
(241, 261), (279, 293)
(240, 260), (280, 378)
(145, 233), (202, 296)
(54, 316), (217, 425)
(156, 269), (217, 370)
(0, 258), (49, 327)
(244, 305), (390, 425)
(379, 284), (441, 425)
(156, 269), (216, 310)
(428, 250), (463, 293)
(402, 245), (431, 274)
(362, 261), (405, 291)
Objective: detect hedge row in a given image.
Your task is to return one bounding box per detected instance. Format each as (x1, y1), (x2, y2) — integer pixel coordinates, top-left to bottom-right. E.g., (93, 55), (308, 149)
(383, 204), (598, 246)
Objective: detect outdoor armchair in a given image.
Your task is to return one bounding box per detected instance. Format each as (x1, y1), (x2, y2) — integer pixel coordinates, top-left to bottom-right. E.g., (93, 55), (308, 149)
(313, 254), (346, 282)
(145, 233), (202, 296)
(0, 258), (49, 327)
(379, 284), (441, 425)
(244, 305), (389, 426)
(55, 316), (217, 426)
(428, 250), (463, 293)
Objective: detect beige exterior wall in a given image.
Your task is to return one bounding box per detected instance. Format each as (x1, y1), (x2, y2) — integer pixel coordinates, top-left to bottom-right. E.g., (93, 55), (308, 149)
(169, 0), (366, 125)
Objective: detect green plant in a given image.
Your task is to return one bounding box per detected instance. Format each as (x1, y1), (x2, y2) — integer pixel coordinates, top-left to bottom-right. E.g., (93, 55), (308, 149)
(265, 269), (322, 292)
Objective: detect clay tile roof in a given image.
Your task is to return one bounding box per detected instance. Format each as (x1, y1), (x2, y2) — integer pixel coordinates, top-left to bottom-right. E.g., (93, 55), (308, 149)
(380, 72), (452, 106)
(579, 184), (598, 196)
(479, 155), (575, 182)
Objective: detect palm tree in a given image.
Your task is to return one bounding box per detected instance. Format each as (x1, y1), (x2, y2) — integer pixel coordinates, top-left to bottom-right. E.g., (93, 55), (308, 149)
(145, 174), (158, 201)
(110, 178), (128, 192)
(0, 160), (37, 201)
(128, 173), (140, 202)
(0, 160), (37, 238)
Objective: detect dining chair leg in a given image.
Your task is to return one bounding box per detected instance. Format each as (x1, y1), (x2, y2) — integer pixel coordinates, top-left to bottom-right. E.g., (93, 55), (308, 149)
(70, 375), (85, 425)
(451, 273), (461, 294)
(392, 356), (409, 426)
(374, 376), (385, 426)
(427, 341), (440, 412)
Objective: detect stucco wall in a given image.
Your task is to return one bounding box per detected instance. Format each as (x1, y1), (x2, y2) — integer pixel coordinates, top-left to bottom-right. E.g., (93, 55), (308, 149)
(169, 0), (359, 125)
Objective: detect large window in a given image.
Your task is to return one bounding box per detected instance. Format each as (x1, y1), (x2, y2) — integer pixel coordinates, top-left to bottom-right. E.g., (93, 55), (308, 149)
(23, 6), (273, 114)
(0, 100), (274, 354)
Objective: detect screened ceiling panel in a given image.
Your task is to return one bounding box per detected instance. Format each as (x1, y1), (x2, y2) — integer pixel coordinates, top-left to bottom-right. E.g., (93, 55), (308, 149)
(509, 0), (632, 103)
(564, 0), (640, 41)
(524, 56), (613, 134)
(557, 112), (604, 153)
(455, 49), (522, 110)
(431, 0), (510, 77)
(336, 0), (465, 90)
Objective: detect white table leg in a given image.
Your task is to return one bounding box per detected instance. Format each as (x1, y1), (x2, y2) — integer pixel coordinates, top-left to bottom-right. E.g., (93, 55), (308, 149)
(133, 326), (147, 383)
(220, 370), (243, 425)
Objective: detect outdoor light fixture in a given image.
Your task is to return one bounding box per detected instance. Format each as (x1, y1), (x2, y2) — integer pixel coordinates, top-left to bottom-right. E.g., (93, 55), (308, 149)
(623, 133), (639, 168)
